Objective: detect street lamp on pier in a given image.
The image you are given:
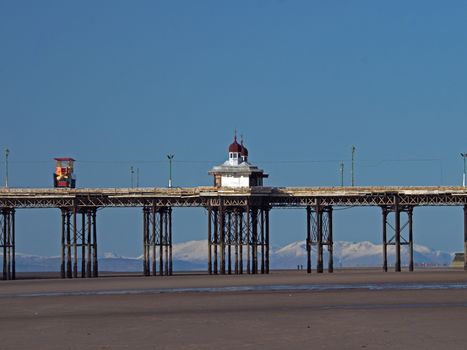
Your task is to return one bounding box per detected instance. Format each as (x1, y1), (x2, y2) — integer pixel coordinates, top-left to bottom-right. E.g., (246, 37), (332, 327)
(461, 153), (467, 187)
(5, 148), (9, 188)
(167, 154), (174, 188)
(351, 146), (356, 187)
(130, 166), (134, 188)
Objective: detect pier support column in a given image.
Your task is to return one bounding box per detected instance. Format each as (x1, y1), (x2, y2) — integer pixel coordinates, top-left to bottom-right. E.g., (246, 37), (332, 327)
(306, 202), (333, 274)
(143, 206), (172, 276)
(306, 206), (311, 273)
(143, 207), (149, 276)
(327, 207), (333, 273)
(65, 209), (72, 278)
(382, 201), (415, 272)
(213, 208), (218, 274)
(219, 201), (225, 275)
(92, 209), (98, 278)
(316, 202), (324, 273)
(1, 208), (15, 280)
(246, 203), (251, 274)
(227, 212), (232, 275)
(394, 197), (401, 272)
(265, 208), (270, 274)
(382, 207), (388, 272)
(61, 207), (98, 279)
(238, 208), (243, 274)
(251, 208), (258, 274)
(207, 200), (269, 275)
(464, 205), (467, 271)
(234, 209), (239, 274)
(208, 206), (212, 275)
(260, 209), (265, 274)
(61, 209), (66, 278)
(408, 207), (414, 272)
(169, 208), (173, 275)
(73, 206), (78, 278)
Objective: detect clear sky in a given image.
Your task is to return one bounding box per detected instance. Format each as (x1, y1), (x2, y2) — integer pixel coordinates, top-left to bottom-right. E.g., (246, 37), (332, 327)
(1, 1), (467, 257)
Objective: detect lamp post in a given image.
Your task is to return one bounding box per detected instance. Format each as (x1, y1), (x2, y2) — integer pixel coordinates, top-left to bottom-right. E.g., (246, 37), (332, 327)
(130, 166), (134, 188)
(351, 146), (356, 187)
(461, 153), (467, 187)
(136, 167), (139, 188)
(167, 154), (174, 188)
(340, 161), (344, 187)
(5, 148), (9, 188)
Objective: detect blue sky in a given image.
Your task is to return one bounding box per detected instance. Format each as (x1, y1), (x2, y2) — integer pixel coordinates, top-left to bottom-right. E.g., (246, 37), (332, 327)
(1, 1), (467, 257)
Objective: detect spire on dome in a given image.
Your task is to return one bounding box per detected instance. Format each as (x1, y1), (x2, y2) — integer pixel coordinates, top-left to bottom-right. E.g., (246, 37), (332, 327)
(228, 131), (242, 153)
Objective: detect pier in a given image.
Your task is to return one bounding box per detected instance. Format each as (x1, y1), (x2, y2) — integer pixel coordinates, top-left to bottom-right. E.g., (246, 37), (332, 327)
(1, 186), (467, 279)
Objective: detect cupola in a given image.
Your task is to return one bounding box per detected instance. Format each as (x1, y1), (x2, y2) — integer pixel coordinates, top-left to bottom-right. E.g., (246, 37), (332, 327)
(228, 135), (242, 165)
(209, 134), (268, 188)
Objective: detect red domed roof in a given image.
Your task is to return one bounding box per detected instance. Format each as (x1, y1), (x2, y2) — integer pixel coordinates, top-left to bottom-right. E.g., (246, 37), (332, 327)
(240, 140), (248, 157)
(229, 136), (243, 153)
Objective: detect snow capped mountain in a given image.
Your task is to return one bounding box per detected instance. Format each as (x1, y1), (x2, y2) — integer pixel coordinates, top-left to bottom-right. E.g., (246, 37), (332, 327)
(103, 252), (122, 259)
(7, 240), (454, 272)
(272, 240), (454, 268)
(172, 240), (207, 263)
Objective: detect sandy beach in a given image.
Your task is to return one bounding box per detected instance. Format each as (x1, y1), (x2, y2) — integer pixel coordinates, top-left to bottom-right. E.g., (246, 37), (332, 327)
(1, 269), (467, 349)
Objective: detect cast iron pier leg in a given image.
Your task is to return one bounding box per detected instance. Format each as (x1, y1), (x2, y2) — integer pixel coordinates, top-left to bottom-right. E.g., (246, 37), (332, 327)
(152, 206), (157, 276)
(246, 204), (251, 274)
(6, 211), (10, 280)
(164, 209), (169, 276)
(239, 210), (243, 274)
(464, 205), (467, 271)
(66, 210), (72, 278)
(143, 208), (149, 276)
(208, 206), (212, 275)
(328, 207), (334, 273)
(92, 209), (98, 278)
(395, 197), (401, 272)
(252, 208), (258, 274)
(227, 211), (232, 275)
(317, 202), (324, 274)
(382, 207), (388, 272)
(213, 209), (218, 274)
(0, 209), (15, 280)
(2, 210), (7, 280)
(73, 206), (78, 278)
(168, 208), (173, 275)
(408, 207), (414, 272)
(261, 209), (265, 274)
(159, 210), (163, 276)
(306, 206), (311, 273)
(265, 208), (270, 274)
(86, 210), (92, 278)
(234, 210), (239, 274)
(81, 211), (86, 278)
(11, 209), (15, 280)
(220, 203), (225, 275)
(61, 209), (66, 278)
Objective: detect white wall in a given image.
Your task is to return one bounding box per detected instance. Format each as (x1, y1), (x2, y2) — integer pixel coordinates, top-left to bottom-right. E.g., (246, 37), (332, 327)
(221, 175), (250, 187)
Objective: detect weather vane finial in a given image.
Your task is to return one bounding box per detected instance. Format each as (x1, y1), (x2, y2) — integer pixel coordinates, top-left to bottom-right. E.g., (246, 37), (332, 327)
(234, 128), (237, 141)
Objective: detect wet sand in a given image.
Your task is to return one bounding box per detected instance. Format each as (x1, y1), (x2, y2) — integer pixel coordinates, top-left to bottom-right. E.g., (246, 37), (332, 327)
(1, 269), (467, 349)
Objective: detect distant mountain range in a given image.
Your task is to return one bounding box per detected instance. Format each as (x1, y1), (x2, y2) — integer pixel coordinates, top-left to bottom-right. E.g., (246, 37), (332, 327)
(9, 240), (454, 272)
